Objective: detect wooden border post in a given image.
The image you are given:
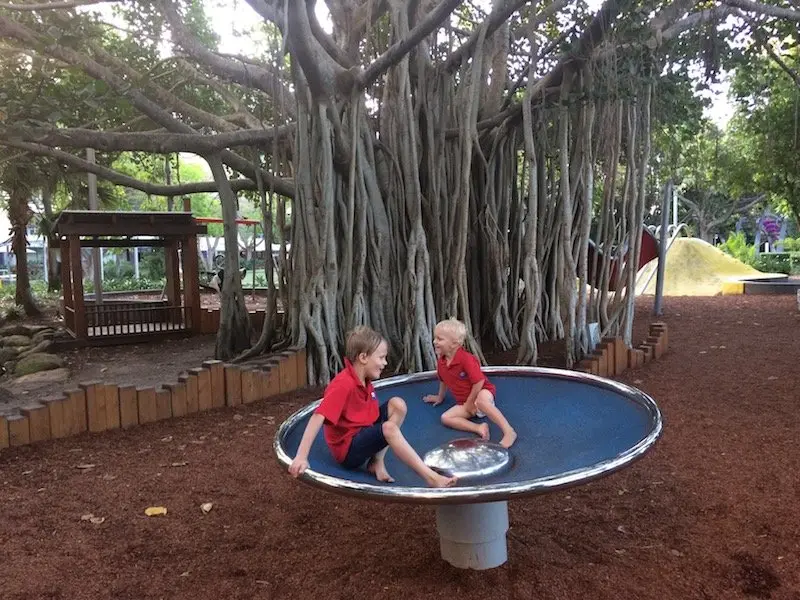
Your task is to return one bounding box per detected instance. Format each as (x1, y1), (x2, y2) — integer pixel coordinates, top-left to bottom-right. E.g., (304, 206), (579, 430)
(294, 347), (308, 388)
(118, 385), (139, 428)
(224, 365), (242, 406)
(179, 372), (199, 413)
(21, 404), (50, 443)
(80, 382), (106, 433)
(155, 388), (172, 420)
(0, 415), (8, 449)
(165, 382), (187, 417)
(190, 367), (212, 411)
(64, 389), (88, 435)
(137, 387), (157, 424)
(279, 351), (299, 393)
(7, 414), (30, 446)
(203, 360), (226, 408)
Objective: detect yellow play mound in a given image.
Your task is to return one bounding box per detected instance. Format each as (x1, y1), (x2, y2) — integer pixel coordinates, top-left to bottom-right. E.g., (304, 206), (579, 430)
(636, 237), (785, 296)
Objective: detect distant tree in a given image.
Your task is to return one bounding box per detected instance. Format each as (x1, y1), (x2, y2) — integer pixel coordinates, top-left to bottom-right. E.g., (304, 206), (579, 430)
(729, 46), (800, 227)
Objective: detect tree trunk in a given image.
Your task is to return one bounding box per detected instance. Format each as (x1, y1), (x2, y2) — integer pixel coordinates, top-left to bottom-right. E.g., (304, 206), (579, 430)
(206, 153), (251, 359)
(697, 222), (713, 243)
(8, 189), (41, 316)
(41, 186), (61, 292)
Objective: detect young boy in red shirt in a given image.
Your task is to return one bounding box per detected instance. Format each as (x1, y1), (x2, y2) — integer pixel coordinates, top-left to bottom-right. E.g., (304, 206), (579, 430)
(288, 326), (458, 488)
(424, 318), (517, 448)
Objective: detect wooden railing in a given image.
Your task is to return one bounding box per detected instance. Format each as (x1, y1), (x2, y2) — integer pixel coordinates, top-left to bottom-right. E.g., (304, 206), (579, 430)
(85, 300), (186, 337)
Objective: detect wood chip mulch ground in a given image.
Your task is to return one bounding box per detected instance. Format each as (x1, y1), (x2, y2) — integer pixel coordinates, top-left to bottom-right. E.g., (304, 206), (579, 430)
(0, 295), (798, 600)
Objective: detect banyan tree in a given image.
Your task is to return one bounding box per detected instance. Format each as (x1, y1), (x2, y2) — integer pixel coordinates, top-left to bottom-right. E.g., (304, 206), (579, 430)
(1, 0), (798, 383)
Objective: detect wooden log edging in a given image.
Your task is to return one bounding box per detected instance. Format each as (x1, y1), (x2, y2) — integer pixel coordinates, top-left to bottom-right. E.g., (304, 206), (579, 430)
(575, 323), (669, 377)
(0, 347), (310, 452)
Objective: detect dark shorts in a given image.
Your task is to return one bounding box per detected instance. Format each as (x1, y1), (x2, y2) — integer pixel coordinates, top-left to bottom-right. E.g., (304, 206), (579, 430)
(341, 402), (390, 469)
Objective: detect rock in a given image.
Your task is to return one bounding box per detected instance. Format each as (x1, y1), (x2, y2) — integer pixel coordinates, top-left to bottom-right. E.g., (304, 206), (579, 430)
(12, 367), (69, 386)
(17, 339), (53, 359)
(14, 353), (64, 376)
(2, 335), (32, 347)
(23, 325), (51, 335)
(0, 347), (19, 363)
(0, 325), (29, 337)
(31, 330), (55, 344)
(0, 324), (50, 337)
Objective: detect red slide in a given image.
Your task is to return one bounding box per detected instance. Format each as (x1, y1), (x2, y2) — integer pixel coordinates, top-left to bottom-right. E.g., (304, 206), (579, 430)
(586, 227), (660, 291)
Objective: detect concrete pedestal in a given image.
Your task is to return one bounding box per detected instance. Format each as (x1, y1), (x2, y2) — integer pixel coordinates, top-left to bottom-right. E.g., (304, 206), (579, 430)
(435, 501), (509, 570)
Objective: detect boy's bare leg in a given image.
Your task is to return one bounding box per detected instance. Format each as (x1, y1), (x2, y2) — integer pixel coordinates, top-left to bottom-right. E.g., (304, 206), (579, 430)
(368, 397), (406, 483)
(367, 459), (394, 482)
(386, 396), (407, 426)
(441, 404), (490, 440)
(475, 390), (517, 448)
(381, 421), (458, 488)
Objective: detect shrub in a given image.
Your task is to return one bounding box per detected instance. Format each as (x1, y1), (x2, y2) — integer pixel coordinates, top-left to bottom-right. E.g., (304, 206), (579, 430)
(4, 305), (24, 321)
(139, 250), (166, 280)
(754, 253), (792, 274)
(720, 232), (756, 266)
(84, 277), (165, 293)
(782, 236), (800, 252)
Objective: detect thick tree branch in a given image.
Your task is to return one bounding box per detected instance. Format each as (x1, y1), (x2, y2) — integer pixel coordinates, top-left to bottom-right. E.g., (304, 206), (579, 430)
(176, 59), (273, 129)
(0, 14), (295, 197)
(467, 0), (628, 133)
(308, 1), (355, 68)
(511, 0), (571, 42)
(444, 0), (530, 73)
(0, 0), (110, 9)
(648, 0), (698, 32)
(0, 15), (195, 130)
(759, 37), (800, 87)
(723, 0), (800, 21)
(677, 193), (702, 214)
(736, 194), (766, 212)
(160, 1), (296, 115)
(83, 39), (242, 133)
(359, 0), (462, 87)
(707, 194), (765, 229)
(351, 0), (389, 37)
(591, 4), (735, 60)
(2, 125), (295, 153)
(285, 0), (348, 100)
(659, 6), (736, 42)
(243, 0), (281, 25)
(0, 140), (260, 196)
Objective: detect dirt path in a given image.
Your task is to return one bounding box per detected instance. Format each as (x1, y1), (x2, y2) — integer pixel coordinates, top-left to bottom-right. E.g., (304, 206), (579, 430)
(0, 335), (217, 414)
(0, 295), (798, 600)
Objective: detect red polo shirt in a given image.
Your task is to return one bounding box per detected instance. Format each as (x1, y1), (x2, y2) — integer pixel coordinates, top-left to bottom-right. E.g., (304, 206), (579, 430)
(314, 359), (379, 463)
(437, 347), (496, 404)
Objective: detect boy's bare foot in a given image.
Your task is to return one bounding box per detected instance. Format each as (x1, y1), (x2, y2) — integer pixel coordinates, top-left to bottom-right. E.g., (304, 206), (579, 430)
(368, 459), (395, 483)
(427, 472), (458, 488)
(500, 429), (517, 448)
(477, 423), (490, 441)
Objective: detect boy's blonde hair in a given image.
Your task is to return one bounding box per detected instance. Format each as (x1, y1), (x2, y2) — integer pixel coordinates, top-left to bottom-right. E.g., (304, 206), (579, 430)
(435, 318), (467, 345)
(345, 326), (386, 362)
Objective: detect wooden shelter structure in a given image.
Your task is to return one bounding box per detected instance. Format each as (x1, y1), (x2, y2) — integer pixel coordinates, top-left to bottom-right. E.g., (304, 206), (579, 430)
(54, 211), (207, 344)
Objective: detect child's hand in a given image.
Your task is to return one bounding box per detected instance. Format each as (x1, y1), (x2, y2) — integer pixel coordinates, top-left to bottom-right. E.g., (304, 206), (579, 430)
(288, 457), (309, 477)
(423, 394), (443, 406)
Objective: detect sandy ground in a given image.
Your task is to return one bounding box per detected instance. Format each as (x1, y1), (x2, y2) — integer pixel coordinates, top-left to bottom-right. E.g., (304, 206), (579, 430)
(636, 238), (787, 295)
